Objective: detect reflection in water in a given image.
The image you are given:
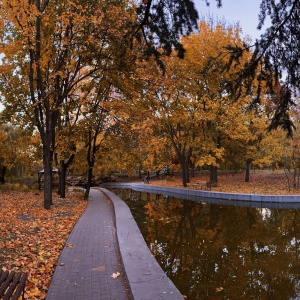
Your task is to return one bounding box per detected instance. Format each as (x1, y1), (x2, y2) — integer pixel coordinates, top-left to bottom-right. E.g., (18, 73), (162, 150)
(111, 188), (300, 300)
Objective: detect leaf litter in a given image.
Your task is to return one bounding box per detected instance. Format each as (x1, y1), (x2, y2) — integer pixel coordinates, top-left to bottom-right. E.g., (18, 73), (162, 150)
(150, 170), (300, 195)
(111, 272), (121, 279)
(0, 190), (87, 299)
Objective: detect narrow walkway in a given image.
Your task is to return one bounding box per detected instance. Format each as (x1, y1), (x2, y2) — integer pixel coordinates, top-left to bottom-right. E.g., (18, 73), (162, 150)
(46, 189), (131, 300)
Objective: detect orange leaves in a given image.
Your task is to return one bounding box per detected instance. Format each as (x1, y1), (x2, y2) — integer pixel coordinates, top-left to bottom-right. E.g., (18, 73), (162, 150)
(5, 241), (15, 249)
(0, 190), (87, 299)
(27, 287), (41, 298)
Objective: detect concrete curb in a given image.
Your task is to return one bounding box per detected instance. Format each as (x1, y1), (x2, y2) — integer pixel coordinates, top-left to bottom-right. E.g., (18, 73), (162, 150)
(101, 182), (300, 206)
(99, 188), (184, 300)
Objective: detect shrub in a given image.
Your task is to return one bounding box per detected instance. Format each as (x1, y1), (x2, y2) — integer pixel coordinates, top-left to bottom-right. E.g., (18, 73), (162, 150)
(12, 183), (20, 190)
(22, 185), (30, 192)
(165, 175), (174, 181)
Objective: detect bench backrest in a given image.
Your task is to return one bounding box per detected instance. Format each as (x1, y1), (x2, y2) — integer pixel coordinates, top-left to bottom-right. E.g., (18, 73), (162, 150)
(0, 270), (27, 300)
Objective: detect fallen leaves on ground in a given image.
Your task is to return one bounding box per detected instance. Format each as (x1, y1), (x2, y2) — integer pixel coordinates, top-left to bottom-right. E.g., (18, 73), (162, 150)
(0, 189), (87, 299)
(111, 272), (121, 279)
(149, 170), (300, 195)
(92, 265), (105, 272)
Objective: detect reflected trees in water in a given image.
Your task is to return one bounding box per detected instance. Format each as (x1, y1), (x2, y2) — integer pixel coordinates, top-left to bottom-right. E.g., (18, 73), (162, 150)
(114, 188), (300, 299)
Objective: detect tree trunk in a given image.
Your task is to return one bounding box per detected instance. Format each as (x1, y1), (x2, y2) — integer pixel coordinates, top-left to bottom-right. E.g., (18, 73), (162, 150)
(59, 160), (66, 198)
(245, 159), (252, 182)
(43, 144), (52, 209)
(293, 169), (297, 189)
(180, 160), (188, 187)
(0, 165), (6, 184)
(209, 165), (218, 184)
(84, 166), (93, 199)
(57, 169), (61, 195)
(186, 149), (193, 183)
(58, 153), (75, 198)
(84, 130), (96, 200)
(191, 162), (195, 178)
(185, 162), (190, 183)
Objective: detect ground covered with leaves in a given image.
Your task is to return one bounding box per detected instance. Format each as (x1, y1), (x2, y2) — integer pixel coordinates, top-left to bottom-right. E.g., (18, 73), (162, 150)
(0, 189), (87, 299)
(149, 170), (300, 195)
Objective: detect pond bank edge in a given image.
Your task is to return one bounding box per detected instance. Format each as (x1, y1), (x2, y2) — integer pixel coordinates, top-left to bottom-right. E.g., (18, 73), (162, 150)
(98, 187), (184, 300)
(101, 182), (300, 203)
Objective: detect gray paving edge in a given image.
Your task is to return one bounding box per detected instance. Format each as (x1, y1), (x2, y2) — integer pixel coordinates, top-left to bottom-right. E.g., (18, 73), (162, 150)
(98, 187), (184, 300)
(101, 182), (300, 206)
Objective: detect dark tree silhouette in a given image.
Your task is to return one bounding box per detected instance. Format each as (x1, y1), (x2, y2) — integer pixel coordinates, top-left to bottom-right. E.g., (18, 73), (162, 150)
(254, 0), (300, 135)
(209, 0), (299, 136)
(136, 0), (220, 59)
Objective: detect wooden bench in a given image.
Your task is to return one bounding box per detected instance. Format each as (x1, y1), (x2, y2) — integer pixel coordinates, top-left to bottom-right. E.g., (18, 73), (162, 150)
(193, 181), (212, 190)
(0, 270), (27, 300)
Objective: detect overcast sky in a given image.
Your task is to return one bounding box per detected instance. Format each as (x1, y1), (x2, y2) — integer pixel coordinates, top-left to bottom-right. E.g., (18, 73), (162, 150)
(193, 0), (267, 40)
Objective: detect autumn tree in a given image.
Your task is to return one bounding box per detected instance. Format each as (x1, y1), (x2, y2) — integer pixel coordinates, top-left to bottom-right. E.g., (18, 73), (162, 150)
(54, 105), (79, 198)
(83, 55), (172, 181)
(0, 124), (24, 183)
(147, 20), (258, 186)
(114, 101), (174, 178)
(181, 20), (275, 184)
(0, 128), (9, 184)
(77, 68), (142, 198)
(276, 102), (300, 190)
(220, 103), (269, 182)
(242, 84), (294, 182)
(0, 123), (35, 183)
(152, 82), (201, 186)
(77, 84), (113, 199)
(0, 0), (140, 208)
(205, 0), (298, 136)
(103, 107), (152, 178)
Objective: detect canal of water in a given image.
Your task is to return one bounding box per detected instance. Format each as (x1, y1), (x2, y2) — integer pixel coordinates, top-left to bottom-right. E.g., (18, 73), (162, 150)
(110, 188), (300, 300)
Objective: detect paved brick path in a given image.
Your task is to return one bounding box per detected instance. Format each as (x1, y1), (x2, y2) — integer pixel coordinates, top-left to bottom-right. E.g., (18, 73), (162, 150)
(46, 189), (131, 300)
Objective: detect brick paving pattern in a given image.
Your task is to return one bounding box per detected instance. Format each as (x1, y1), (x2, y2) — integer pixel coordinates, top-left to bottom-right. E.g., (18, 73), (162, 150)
(46, 189), (131, 300)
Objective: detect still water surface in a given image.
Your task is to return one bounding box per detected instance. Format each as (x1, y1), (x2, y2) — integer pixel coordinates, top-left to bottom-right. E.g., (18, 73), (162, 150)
(111, 188), (300, 300)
